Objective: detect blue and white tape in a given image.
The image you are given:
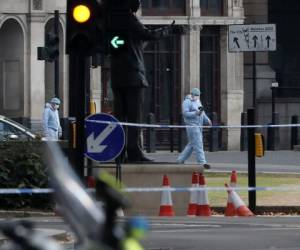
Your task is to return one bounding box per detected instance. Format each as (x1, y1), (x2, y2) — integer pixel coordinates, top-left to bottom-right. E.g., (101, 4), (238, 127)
(0, 188), (54, 194)
(123, 186), (300, 192)
(0, 186), (300, 195)
(86, 119), (300, 129)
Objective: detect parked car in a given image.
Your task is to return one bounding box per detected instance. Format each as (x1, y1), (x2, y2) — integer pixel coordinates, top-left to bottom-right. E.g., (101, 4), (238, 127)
(0, 115), (38, 141)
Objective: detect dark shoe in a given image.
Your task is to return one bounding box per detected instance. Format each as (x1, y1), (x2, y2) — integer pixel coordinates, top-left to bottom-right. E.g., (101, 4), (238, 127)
(203, 164), (211, 169)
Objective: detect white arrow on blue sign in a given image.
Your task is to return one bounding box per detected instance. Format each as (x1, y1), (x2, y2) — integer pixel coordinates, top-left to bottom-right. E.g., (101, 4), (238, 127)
(85, 113), (125, 162)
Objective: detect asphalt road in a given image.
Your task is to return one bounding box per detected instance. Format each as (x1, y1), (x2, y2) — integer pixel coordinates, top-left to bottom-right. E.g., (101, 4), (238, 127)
(12, 216), (300, 250)
(143, 217), (300, 250)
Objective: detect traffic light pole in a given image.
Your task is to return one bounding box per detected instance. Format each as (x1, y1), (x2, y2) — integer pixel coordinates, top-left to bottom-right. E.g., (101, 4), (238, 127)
(66, 0), (104, 181)
(69, 52), (90, 180)
(54, 10), (59, 97)
(247, 108), (256, 213)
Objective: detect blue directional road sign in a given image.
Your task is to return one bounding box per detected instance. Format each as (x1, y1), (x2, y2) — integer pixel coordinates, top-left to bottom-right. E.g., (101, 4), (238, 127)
(85, 113), (125, 162)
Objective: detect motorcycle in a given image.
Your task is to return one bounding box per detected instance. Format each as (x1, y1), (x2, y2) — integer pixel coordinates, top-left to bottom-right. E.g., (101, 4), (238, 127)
(0, 142), (148, 250)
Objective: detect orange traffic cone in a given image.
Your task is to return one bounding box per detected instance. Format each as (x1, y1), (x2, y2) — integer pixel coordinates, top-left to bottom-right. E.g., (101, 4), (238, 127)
(225, 170), (238, 216)
(196, 173), (211, 216)
(230, 170), (237, 184)
(159, 175), (175, 216)
(187, 172), (199, 216)
(225, 183), (254, 217)
(87, 176), (96, 188)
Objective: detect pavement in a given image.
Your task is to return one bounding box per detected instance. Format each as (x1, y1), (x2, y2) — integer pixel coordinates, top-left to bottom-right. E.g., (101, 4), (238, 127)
(0, 217), (74, 249)
(0, 227), (73, 249)
(144, 150), (300, 173)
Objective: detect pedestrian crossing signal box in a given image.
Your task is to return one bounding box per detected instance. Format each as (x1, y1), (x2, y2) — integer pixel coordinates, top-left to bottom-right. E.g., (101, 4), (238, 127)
(255, 133), (265, 157)
(108, 32), (128, 55)
(37, 32), (59, 62)
(106, 9), (130, 55)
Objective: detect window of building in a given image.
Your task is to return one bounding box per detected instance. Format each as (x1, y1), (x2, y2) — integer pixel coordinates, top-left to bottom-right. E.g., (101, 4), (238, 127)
(143, 33), (181, 123)
(141, 0), (186, 16)
(142, 29), (182, 150)
(200, 26), (220, 114)
(201, 0), (223, 16)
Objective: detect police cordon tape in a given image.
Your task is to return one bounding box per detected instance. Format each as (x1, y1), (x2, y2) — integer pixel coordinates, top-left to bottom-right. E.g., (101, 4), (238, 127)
(86, 119), (300, 129)
(0, 188), (53, 194)
(1, 186), (300, 194)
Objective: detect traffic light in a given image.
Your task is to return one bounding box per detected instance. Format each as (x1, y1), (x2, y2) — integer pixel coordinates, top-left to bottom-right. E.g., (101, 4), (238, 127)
(66, 0), (104, 55)
(37, 32), (59, 62)
(105, 0), (130, 55)
(46, 32), (59, 60)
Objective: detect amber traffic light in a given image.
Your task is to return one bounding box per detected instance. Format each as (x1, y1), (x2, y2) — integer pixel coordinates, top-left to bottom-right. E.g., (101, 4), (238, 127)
(66, 0), (102, 54)
(73, 5), (91, 23)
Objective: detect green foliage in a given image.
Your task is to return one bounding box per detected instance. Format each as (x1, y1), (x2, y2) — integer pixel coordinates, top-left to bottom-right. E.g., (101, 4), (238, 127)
(0, 141), (52, 209)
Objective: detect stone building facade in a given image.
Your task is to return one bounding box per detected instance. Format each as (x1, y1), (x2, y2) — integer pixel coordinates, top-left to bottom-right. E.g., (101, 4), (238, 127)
(244, 0), (300, 149)
(0, 0), (68, 131)
(1, 0), (269, 150)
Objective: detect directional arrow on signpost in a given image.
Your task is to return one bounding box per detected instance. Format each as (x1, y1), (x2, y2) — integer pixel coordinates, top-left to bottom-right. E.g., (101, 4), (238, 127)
(253, 35), (258, 48)
(111, 36), (125, 49)
(85, 113), (125, 162)
(233, 37), (240, 48)
(87, 124), (117, 153)
(266, 35), (271, 48)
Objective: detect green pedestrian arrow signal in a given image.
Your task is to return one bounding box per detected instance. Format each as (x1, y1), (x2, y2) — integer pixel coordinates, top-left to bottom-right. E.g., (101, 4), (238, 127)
(111, 36), (125, 49)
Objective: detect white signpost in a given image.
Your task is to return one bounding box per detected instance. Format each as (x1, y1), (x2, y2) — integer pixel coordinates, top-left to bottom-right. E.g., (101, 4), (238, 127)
(229, 24), (276, 52)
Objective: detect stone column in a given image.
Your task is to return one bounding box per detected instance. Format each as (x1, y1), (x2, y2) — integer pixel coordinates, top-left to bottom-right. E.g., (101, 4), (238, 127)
(220, 26), (244, 150)
(182, 25), (201, 95)
(228, 0), (244, 17)
(90, 67), (102, 112)
(62, 40), (69, 118)
(232, 0), (244, 17)
(181, 1), (201, 96)
(189, 0), (201, 17)
(27, 13), (46, 130)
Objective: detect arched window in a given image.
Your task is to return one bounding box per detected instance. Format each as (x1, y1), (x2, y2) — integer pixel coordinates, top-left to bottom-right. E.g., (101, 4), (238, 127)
(0, 19), (24, 117)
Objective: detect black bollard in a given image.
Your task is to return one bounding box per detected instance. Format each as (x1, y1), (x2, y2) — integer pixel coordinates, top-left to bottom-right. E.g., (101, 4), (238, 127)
(267, 112), (279, 150)
(146, 113), (156, 153)
(68, 117), (76, 165)
(240, 112), (248, 151)
(60, 117), (69, 140)
(291, 115), (299, 150)
(247, 108), (256, 213)
(209, 112), (219, 152)
(178, 113), (183, 152)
